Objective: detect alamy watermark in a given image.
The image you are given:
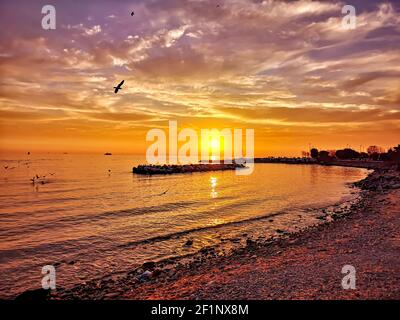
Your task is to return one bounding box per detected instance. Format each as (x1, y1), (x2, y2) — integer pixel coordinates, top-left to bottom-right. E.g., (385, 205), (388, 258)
(342, 5), (356, 30)
(145, 121), (255, 175)
(341, 264), (356, 290)
(41, 265), (56, 290)
(41, 5), (56, 30)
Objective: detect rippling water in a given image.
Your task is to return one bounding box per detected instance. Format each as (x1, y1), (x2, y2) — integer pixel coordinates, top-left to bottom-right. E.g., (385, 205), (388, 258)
(0, 154), (369, 298)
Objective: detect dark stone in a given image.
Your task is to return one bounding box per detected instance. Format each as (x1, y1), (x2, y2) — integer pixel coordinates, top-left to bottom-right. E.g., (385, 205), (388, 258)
(15, 288), (51, 301)
(200, 248), (209, 254)
(152, 269), (162, 277)
(137, 270), (153, 282)
(142, 261), (156, 270)
(184, 239), (193, 246)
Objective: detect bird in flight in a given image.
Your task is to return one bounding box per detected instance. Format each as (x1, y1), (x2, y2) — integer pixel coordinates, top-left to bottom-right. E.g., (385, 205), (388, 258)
(114, 80), (125, 93)
(131, 11), (134, 16)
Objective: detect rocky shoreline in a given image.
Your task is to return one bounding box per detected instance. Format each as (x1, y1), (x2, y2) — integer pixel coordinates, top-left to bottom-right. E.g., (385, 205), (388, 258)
(16, 164), (400, 300)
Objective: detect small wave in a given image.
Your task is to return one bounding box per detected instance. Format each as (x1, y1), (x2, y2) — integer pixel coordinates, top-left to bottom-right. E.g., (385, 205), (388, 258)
(117, 209), (290, 249)
(0, 200), (208, 237)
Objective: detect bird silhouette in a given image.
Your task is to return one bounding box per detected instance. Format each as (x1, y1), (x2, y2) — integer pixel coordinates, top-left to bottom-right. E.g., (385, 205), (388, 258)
(131, 11), (134, 16)
(114, 80), (124, 93)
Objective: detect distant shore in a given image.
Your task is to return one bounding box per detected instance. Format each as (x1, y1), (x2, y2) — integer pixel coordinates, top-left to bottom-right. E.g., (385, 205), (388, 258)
(132, 158), (392, 176)
(18, 161), (400, 300)
(254, 157), (391, 170)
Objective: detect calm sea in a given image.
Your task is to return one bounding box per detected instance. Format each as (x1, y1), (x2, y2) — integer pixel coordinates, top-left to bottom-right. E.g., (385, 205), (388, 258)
(0, 154), (369, 298)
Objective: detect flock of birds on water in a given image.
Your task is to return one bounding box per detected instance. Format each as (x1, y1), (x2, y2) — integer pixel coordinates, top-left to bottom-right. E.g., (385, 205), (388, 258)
(3, 159), (55, 185)
(3, 157), (169, 195)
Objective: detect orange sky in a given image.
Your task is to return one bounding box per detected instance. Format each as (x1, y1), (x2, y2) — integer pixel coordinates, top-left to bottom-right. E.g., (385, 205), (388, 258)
(0, 0), (399, 156)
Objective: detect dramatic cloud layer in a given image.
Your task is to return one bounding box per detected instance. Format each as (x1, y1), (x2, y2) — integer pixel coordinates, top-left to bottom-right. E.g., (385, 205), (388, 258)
(0, 0), (399, 155)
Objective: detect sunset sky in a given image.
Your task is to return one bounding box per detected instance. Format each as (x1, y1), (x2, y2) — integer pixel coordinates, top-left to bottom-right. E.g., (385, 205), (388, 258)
(0, 0), (399, 156)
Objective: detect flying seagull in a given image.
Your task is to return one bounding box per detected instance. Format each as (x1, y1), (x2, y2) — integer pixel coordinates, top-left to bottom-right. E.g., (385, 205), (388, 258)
(114, 80), (125, 93)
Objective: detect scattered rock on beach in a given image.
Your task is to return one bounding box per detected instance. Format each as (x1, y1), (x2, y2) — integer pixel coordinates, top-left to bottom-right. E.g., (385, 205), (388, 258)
(167, 269), (176, 277)
(184, 239), (193, 246)
(152, 268), (162, 277)
(137, 270), (153, 281)
(326, 216), (334, 222)
(200, 247), (215, 255)
(246, 238), (256, 247)
(142, 261), (156, 270)
(135, 268), (143, 275)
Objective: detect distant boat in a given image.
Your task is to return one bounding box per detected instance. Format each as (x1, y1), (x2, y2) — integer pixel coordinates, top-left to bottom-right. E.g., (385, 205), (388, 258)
(104, 152), (112, 156)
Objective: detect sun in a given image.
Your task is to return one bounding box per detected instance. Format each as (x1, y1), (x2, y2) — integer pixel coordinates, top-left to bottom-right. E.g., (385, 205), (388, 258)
(200, 130), (226, 162)
(210, 137), (220, 151)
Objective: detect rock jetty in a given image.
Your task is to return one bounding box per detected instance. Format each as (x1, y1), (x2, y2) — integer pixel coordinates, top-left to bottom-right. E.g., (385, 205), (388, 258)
(132, 163), (245, 175)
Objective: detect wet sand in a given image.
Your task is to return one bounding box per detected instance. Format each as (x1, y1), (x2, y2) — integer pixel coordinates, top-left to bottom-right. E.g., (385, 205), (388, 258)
(51, 166), (400, 300)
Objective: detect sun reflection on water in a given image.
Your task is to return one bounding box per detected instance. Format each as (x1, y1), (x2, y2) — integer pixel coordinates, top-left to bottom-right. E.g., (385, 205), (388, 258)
(210, 176), (218, 198)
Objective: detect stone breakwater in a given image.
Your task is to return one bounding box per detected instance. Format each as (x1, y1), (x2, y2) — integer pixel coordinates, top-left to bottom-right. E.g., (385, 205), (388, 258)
(132, 163), (245, 175)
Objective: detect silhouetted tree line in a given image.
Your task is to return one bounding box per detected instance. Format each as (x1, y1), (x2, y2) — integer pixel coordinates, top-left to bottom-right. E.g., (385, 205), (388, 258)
(309, 145), (400, 162)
